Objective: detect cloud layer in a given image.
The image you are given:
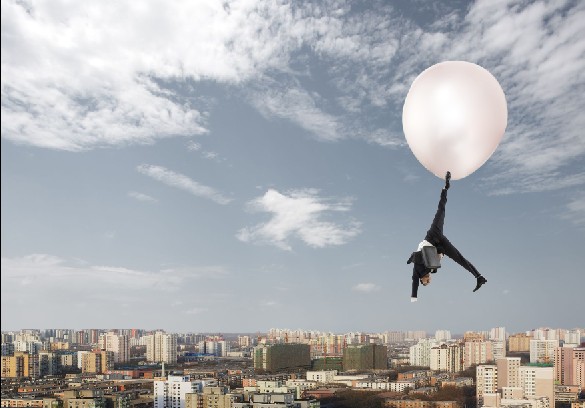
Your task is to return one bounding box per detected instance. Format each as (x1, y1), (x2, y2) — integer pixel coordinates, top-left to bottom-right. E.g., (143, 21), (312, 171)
(237, 189), (361, 250)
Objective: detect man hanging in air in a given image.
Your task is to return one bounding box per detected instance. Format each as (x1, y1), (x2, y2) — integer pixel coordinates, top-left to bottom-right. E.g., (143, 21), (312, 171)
(407, 171), (487, 302)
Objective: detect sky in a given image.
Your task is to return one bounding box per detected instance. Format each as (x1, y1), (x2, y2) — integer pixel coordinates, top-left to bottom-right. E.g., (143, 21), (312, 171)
(1, 0), (584, 336)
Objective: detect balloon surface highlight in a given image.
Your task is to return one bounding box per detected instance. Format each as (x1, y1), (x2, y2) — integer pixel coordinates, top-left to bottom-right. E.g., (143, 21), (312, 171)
(402, 61), (507, 180)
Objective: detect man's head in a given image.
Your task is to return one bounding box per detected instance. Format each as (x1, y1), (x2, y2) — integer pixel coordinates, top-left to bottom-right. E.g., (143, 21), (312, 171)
(420, 273), (431, 286)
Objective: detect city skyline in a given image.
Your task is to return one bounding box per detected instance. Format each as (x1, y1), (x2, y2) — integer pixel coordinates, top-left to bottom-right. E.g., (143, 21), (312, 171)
(2, 0), (584, 333)
(3, 326), (584, 338)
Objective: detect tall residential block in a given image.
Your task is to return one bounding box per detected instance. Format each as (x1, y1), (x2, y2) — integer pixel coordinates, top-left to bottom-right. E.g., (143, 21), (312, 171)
(496, 357), (521, 387)
(430, 343), (463, 373)
(99, 332), (129, 363)
(476, 359), (554, 408)
(476, 364), (498, 407)
(520, 365), (554, 405)
(409, 338), (436, 367)
(253, 344), (310, 372)
(343, 344), (387, 371)
(81, 350), (112, 374)
(1, 352), (30, 378)
(154, 374), (201, 408)
(555, 346), (585, 387)
(530, 339), (559, 364)
(464, 340), (494, 369)
(146, 331), (177, 364)
(508, 333), (532, 352)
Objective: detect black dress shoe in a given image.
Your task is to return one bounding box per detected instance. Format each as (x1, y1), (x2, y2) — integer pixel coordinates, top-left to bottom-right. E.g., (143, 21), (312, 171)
(473, 276), (487, 292)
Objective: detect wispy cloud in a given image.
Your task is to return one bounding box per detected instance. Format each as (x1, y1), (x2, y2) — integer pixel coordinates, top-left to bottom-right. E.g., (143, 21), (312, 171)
(249, 80), (341, 142)
(352, 283), (380, 293)
(237, 188), (361, 250)
(137, 164), (232, 205)
(1, 254), (192, 292)
(560, 192), (585, 228)
(128, 191), (158, 203)
(1, 254), (231, 328)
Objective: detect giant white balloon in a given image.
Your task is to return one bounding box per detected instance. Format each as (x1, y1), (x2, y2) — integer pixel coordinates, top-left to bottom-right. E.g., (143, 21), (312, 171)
(402, 61), (507, 180)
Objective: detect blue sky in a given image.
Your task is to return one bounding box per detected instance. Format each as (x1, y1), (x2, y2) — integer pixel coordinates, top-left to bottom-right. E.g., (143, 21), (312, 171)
(1, 0), (583, 335)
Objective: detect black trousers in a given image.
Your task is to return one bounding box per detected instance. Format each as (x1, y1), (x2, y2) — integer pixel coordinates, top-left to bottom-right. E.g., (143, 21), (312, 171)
(425, 189), (480, 278)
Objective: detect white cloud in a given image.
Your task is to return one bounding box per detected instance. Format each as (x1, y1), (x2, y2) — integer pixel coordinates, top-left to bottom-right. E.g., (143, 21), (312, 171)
(237, 188), (361, 250)
(0, 0), (299, 150)
(128, 191), (158, 203)
(352, 283), (380, 293)
(137, 164), (232, 205)
(249, 81), (341, 142)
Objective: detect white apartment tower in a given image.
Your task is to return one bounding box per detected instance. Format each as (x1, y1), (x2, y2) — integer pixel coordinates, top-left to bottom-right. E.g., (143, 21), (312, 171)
(476, 364), (498, 407)
(520, 365), (554, 405)
(409, 338), (436, 367)
(430, 343), (463, 373)
(476, 358), (554, 408)
(490, 327), (506, 342)
(146, 331), (177, 364)
(530, 339), (559, 364)
(154, 374), (201, 408)
(563, 330), (582, 346)
(435, 330), (452, 342)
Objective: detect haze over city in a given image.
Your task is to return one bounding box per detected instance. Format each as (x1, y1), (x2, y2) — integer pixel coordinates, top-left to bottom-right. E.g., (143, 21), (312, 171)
(2, 0), (584, 334)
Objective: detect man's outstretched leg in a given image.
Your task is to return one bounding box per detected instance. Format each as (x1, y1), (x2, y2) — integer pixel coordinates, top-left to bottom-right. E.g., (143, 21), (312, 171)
(441, 236), (487, 292)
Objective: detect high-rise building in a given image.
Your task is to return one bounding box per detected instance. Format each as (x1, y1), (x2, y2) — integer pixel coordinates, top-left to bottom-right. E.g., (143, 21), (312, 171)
(563, 330), (582, 346)
(496, 357), (521, 387)
(520, 365), (554, 404)
(146, 331), (177, 364)
(490, 327), (506, 342)
(154, 375), (201, 408)
(476, 358), (554, 408)
(80, 350), (112, 374)
(435, 330), (451, 342)
(508, 333), (532, 352)
(381, 331), (405, 343)
(253, 344), (310, 372)
(99, 332), (129, 363)
(476, 364), (498, 407)
(464, 332), (486, 342)
(555, 346), (585, 387)
(238, 336), (251, 348)
(343, 344), (387, 371)
(492, 340), (506, 361)
(38, 352), (59, 377)
(409, 338), (436, 367)
(186, 389), (237, 408)
(430, 343), (463, 373)
(530, 339), (559, 364)
(464, 340), (493, 369)
(532, 328), (558, 341)
(1, 352), (30, 378)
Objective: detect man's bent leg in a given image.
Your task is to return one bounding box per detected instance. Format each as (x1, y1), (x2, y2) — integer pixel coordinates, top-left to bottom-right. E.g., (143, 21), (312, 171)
(440, 236), (481, 278)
